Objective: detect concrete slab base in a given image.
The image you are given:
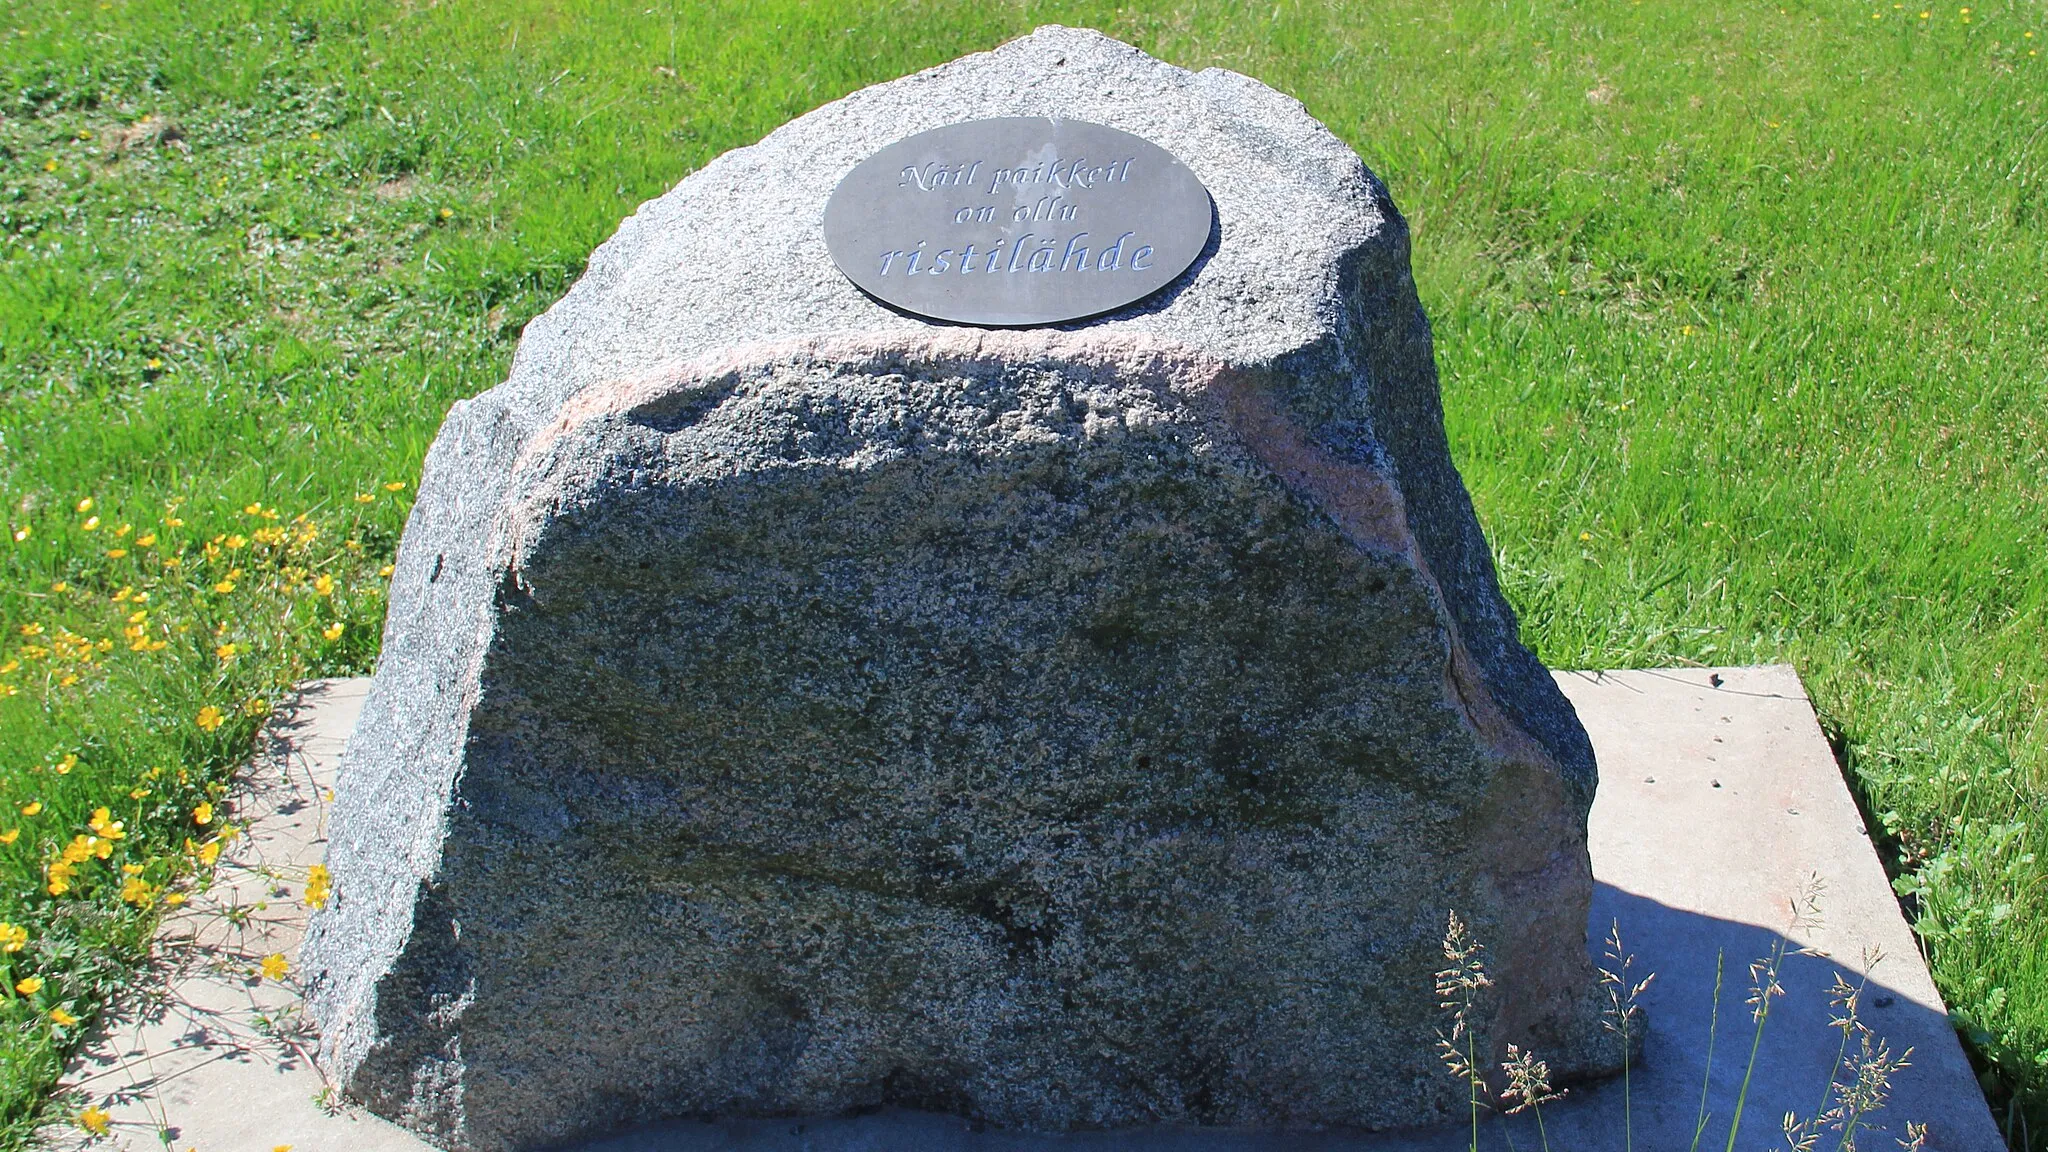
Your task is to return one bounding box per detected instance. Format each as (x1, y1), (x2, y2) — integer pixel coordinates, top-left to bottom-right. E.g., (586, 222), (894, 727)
(45, 667), (2004, 1151)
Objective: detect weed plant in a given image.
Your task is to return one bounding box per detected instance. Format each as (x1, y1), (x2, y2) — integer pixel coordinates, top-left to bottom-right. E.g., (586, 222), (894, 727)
(1437, 912), (1928, 1152)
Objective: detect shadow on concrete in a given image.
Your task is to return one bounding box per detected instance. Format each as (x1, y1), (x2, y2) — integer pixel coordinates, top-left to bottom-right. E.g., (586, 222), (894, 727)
(550, 885), (1982, 1151)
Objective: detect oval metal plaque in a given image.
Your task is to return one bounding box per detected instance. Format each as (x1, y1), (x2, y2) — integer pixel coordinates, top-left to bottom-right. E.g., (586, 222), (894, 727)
(823, 117), (1212, 327)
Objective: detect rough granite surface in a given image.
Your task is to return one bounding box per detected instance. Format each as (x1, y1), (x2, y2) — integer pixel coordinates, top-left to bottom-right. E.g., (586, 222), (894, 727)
(300, 25), (1612, 1152)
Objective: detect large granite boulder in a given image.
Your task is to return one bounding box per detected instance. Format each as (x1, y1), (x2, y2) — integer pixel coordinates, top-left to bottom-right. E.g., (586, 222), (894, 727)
(301, 25), (1611, 1151)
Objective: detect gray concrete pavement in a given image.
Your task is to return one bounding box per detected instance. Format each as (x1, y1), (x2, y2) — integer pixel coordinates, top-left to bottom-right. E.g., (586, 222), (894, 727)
(44, 667), (2004, 1151)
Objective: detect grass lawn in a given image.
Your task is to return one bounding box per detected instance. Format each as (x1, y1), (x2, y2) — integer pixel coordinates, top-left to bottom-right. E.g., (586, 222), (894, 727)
(0, 0), (2042, 1147)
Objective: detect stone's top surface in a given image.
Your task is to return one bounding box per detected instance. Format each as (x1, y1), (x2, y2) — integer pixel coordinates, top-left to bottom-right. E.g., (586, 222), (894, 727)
(500, 25), (1380, 417)
(821, 117), (1215, 326)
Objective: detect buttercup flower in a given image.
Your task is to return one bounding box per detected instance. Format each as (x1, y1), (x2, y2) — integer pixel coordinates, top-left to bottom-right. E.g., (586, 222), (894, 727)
(88, 808), (125, 840)
(304, 863), (331, 909)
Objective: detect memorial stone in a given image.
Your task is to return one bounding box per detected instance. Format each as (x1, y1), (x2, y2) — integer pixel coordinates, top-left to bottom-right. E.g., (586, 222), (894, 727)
(302, 26), (1617, 1152)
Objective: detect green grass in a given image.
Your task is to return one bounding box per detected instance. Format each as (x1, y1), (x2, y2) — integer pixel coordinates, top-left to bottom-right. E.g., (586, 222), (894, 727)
(0, 0), (2041, 1146)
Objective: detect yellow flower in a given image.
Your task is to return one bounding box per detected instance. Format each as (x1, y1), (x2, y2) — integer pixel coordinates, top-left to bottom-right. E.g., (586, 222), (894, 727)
(16, 976), (43, 995)
(0, 829), (16, 844)
(164, 516), (184, 528)
(193, 802), (213, 825)
(314, 573), (336, 596)
(121, 863), (144, 875)
(0, 660), (15, 674)
(322, 622), (346, 642)
(196, 705), (224, 732)
(49, 1006), (77, 1026)
(82, 515), (100, 531)
(47, 581), (64, 593)
(106, 547), (128, 558)
(18, 623), (42, 637)
(145, 356), (162, 370)
(216, 643), (238, 663)
(197, 840), (221, 866)
(121, 876), (155, 907)
(0, 923), (25, 951)
(259, 953), (289, 981)
(76, 498), (93, 513)
(355, 492), (377, 504)
(384, 481), (407, 491)
(19, 802), (40, 816)
(89, 808), (124, 840)
(115, 522), (131, 537)
(165, 892), (187, 906)
(61, 835), (92, 864)
(379, 564), (395, 578)
(213, 578), (236, 594)
(76, 1105), (109, 1135)
(46, 866), (73, 896)
(135, 533), (156, 547)
(244, 502), (263, 515)
(304, 863), (331, 909)
(112, 586), (133, 602)
(225, 534), (247, 550)
(60, 754), (77, 772)
(42, 159), (56, 173)
(127, 609), (147, 624)
(129, 787), (148, 799)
